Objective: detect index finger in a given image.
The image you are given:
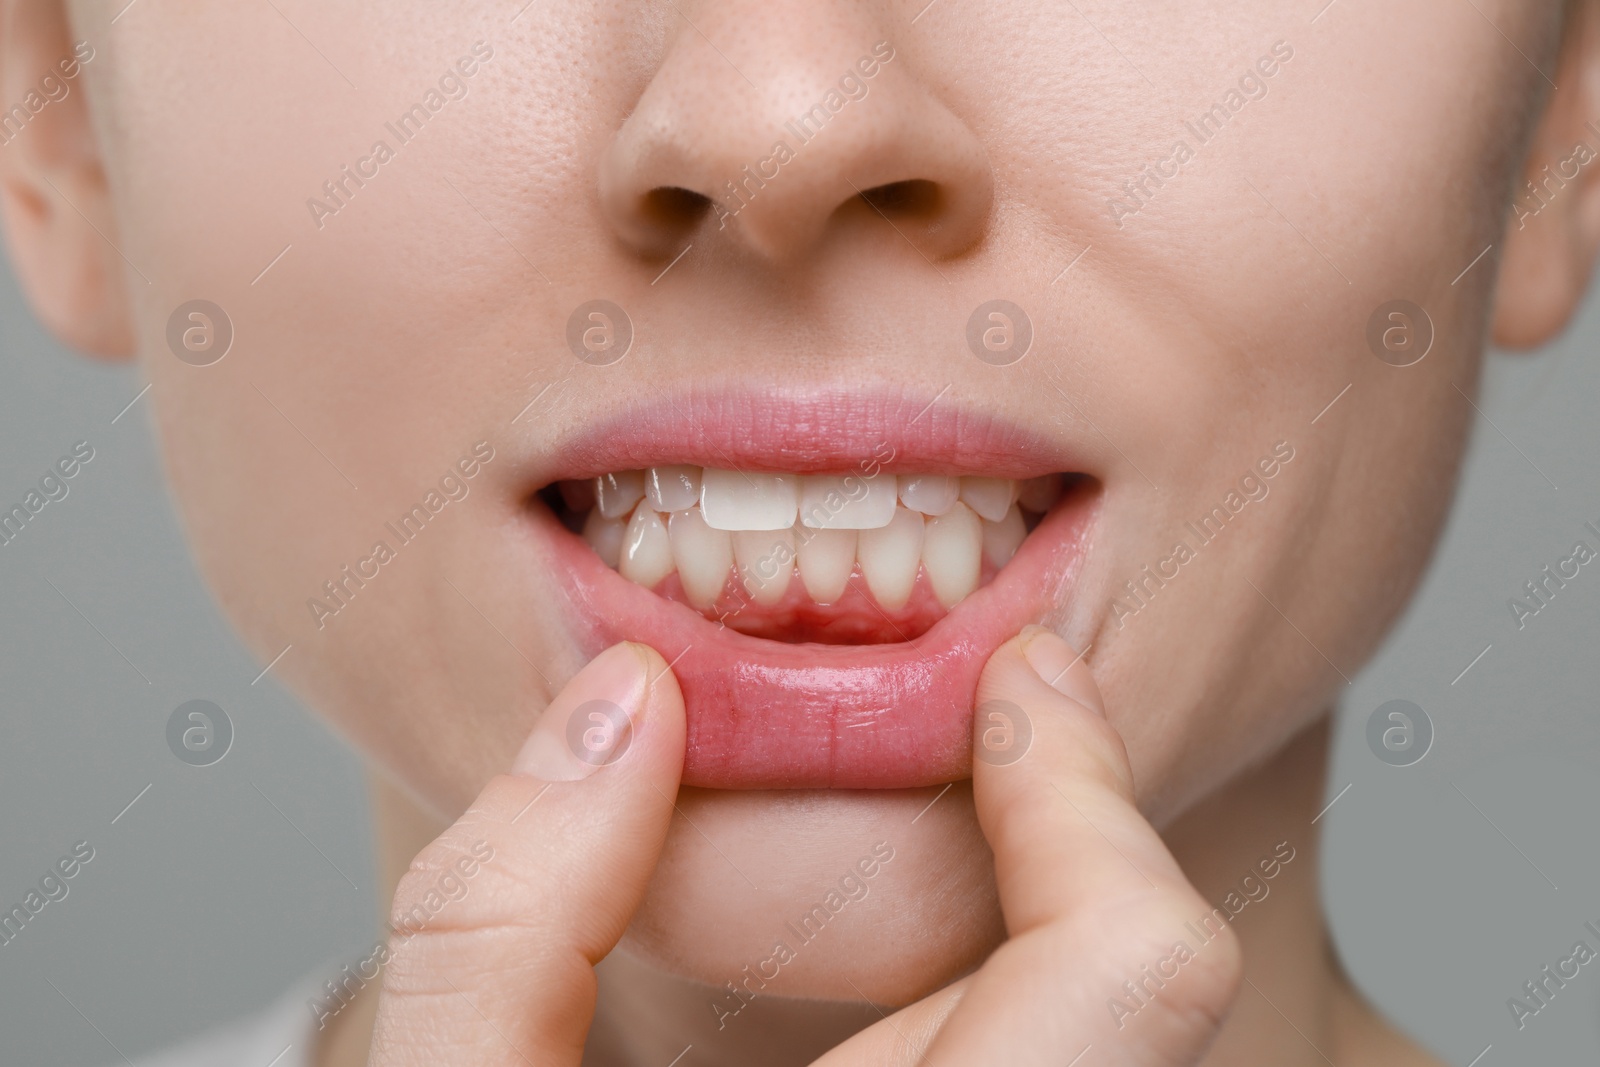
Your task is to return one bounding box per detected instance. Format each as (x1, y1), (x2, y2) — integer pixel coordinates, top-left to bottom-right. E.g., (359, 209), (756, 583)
(368, 642), (686, 1067)
(921, 627), (1242, 1065)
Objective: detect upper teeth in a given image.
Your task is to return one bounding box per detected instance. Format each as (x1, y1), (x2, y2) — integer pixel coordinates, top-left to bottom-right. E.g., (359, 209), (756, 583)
(574, 468), (1063, 612)
(702, 470), (799, 531)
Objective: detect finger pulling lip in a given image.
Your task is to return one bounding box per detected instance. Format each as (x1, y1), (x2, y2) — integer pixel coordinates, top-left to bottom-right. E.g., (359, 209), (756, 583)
(521, 390), (1099, 790)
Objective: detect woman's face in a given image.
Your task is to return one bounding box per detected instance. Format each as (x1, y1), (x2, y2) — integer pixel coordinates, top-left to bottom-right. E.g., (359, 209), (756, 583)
(27, 0), (1574, 1003)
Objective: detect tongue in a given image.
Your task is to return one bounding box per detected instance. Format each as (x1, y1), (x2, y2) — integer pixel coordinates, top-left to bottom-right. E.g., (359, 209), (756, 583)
(650, 563), (997, 644)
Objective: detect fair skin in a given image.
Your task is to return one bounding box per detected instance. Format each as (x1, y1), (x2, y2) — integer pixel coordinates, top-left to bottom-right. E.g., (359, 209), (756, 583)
(4, 0), (1600, 1061)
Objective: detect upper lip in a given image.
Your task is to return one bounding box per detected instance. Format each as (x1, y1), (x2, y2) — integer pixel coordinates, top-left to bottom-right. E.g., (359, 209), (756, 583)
(527, 387), (1080, 485)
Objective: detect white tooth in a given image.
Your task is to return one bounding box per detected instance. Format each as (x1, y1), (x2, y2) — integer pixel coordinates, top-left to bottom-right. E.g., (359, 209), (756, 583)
(898, 474), (960, 516)
(582, 509), (627, 569)
(959, 477), (1017, 523)
(983, 504), (1027, 568)
(596, 470), (646, 519)
(856, 507), (924, 610)
(669, 508), (732, 609)
(647, 465), (702, 512)
(733, 528), (795, 605)
(798, 474), (898, 529)
(700, 469), (798, 531)
(796, 527), (856, 604)
(923, 502), (982, 608)
(1018, 475), (1063, 514)
(619, 508), (674, 589)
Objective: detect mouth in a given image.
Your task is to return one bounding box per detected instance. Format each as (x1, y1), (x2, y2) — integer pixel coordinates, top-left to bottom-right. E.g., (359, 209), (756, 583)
(522, 391), (1098, 790)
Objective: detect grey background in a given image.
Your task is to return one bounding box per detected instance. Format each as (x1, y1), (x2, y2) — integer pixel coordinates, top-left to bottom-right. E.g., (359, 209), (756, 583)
(0, 256), (375, 1064)
(0, 239), (1597, 1065)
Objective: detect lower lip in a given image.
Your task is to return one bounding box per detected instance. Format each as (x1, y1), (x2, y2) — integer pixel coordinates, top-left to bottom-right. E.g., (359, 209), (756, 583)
(538, 485), (1095, 789)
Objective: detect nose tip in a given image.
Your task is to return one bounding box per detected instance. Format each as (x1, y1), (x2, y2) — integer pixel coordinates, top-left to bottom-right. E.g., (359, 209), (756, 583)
(596, 32), (993, 265)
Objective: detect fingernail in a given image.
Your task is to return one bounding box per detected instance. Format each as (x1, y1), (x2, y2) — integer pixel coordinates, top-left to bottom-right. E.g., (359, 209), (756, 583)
(512, 643), (651, 781)
(1020, 625), (1104, 716)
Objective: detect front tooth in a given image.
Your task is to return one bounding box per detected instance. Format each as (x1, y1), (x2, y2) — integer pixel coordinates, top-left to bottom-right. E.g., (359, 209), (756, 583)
(796, 527), (856, 604)
(923, 502), (982, 607)
(898, 474), (959, 516)
(619, 508), (674, 588)
(1018, 474), (1063, 514)
(700, 469), (798, 531)
(596, 470), (646, 519)
(856, 507), (924, 610)
(733, 528), (795, 605)
(647, 465), (702, 512)
(960, 477), (1017, 522)
(983, 504), (1027, 567)
(798, 474), (897, 529)
(582, 509), (626, 569)
(669, 508), (732, 609)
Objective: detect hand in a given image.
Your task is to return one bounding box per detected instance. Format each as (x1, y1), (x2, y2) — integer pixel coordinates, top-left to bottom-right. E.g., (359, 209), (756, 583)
(813, 626), (1242, 1065)
(366, 641), (687, 1065)
(366, 631), (1241, 1065)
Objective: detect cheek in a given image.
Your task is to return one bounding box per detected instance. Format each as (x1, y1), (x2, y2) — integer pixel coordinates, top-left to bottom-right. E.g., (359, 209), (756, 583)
(994, 9), (1541, 824)
(1079, 358), (1474, 828)
(623, 785), (1002, 1005)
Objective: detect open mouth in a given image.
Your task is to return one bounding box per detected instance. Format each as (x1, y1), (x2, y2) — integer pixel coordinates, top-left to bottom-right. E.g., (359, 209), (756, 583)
(540, 469), (1066, 644)
(521, 391), (1098, 791)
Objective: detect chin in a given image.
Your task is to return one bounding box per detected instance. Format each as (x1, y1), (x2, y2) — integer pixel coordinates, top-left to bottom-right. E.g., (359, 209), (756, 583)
(621, 784), (1006, 1007)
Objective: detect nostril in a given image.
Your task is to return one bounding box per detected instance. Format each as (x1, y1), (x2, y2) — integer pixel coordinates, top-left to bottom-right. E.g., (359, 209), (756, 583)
(857, 179), (941, 219)
(642, 186), (712, 230)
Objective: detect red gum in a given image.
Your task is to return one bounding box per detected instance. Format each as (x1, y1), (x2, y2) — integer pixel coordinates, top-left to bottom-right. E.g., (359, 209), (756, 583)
(651, 560), (1003, 644)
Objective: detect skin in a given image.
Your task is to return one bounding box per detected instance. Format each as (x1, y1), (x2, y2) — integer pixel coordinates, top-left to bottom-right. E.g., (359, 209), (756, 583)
(5, 0), (1600, 1061)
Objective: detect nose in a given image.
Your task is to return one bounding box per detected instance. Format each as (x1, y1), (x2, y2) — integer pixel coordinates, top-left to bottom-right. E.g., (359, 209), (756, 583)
(597, 3), (993, 264)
